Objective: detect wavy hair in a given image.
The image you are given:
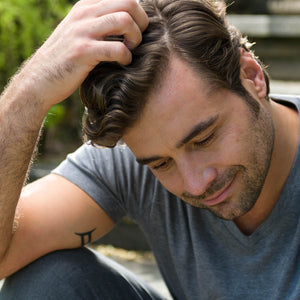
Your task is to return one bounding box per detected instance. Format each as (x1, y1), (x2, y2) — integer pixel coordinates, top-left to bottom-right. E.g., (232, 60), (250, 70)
(80, 0), (270, 147)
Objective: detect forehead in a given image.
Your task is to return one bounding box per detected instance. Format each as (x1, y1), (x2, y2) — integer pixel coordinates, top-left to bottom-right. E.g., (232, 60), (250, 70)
(148, 56), (212, 112)
(123, 56), (229, 155)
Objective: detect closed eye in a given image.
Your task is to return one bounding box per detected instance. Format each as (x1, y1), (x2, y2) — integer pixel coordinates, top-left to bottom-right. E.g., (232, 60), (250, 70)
(151, 158), (172, 170)
(193, 132), (215, 148)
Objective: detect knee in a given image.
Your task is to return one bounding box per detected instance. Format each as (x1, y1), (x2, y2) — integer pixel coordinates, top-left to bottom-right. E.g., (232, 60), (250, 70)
(0, 248), (163, 300)
(0, 248), (95, 299)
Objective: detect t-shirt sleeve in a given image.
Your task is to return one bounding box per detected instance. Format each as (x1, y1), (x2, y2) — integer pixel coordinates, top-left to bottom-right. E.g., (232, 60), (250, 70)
(51, 143), (132, 223)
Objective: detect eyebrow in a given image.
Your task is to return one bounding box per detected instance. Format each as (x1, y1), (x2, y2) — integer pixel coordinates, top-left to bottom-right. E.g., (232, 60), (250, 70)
(136, 114), (219, 165)
(136, 155), (164, 165)
(176, 114), (219, 148)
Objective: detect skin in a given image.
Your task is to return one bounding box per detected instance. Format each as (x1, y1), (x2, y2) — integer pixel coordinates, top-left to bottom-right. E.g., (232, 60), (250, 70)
(125, 55), (275, 221)
(123, 52), (299, 234)
(0, 0), (148, 279)
(0, 0), (298, 281)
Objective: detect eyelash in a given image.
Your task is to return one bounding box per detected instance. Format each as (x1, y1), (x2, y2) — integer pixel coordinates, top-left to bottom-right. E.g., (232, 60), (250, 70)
(193, 132), (215, 148)
(152, 158), (172, 170)
(151, 133), (215, 171)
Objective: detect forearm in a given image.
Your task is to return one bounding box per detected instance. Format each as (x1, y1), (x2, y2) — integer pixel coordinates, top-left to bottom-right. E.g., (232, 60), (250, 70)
(0, 0), (148, 267)
(0, 61), (49, 260)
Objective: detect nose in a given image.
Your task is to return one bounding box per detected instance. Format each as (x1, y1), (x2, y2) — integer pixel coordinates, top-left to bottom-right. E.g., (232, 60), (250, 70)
(180, 162), (217, 196)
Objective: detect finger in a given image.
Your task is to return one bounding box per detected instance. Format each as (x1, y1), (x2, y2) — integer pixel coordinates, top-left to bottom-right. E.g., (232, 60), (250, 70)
(93, 12), (143, 50)
(88, 40), (133, 65)
(101, 0), (149, 32)
(78, 0), (149, 32)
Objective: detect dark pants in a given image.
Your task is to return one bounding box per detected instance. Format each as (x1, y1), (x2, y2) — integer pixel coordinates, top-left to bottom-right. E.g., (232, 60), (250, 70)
(0, 247), (166, 299)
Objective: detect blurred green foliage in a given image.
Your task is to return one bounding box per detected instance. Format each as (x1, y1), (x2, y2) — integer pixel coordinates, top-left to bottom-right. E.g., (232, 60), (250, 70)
(0, 0), (84, 158)
(0, 0), (71, 87)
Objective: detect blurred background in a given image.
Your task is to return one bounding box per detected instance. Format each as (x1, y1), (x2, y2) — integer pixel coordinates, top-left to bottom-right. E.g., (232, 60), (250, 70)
(0, 0), (83, 167)
(226, 0), (300, 82)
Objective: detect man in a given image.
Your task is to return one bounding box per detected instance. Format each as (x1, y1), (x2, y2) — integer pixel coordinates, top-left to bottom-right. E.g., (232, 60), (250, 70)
(0, 0), (299, 299)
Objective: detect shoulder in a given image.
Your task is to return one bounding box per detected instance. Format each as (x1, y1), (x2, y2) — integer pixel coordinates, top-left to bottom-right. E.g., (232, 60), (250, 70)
(53, 142), (158, 189)
(57, 142), (137, 171)
(270, 93), (300, 109)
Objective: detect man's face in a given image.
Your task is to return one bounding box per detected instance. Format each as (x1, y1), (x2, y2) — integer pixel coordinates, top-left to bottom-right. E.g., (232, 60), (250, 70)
(123, 56), (274, 220)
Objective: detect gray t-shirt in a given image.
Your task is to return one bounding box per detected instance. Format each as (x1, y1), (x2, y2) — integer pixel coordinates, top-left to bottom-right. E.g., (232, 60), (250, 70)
(53, 95), (300, 300)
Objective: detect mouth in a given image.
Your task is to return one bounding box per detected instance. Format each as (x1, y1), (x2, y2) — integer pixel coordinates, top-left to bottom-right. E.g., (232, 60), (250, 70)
(202, 176), (235, 207)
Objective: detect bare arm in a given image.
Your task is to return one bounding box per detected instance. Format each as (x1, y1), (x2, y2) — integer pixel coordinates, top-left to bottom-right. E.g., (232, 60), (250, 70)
(0, 174), (115, 278)
(0, 0), (148, 274)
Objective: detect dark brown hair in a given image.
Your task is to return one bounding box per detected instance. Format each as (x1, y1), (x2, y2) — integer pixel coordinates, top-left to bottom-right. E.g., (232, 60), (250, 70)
(80, 0), (270, 147)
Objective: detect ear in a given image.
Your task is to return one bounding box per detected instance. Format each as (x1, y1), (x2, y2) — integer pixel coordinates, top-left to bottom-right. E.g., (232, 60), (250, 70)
(239, 48), (267, 100)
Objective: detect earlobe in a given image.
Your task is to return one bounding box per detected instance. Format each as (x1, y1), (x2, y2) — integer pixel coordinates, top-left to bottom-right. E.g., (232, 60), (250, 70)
(239, 48), (267, 99)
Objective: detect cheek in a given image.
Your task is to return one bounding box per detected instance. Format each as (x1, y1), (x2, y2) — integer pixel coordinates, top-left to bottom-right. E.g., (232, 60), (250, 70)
(217, 123), (250, 165)
(151, 170), (184, 197)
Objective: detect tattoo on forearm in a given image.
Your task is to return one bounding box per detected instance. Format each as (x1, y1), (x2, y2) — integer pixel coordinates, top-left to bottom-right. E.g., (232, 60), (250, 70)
(75, 228), (96, 246)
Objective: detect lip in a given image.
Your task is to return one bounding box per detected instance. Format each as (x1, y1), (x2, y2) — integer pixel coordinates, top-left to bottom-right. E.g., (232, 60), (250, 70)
(203, 176), (235, 207)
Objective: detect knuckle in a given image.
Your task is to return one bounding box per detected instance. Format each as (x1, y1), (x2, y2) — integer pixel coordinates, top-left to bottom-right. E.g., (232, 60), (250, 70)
(103, 12), (134, 30)
(112, 42), (128, 58)
(70, 2), (94, 22)
(75, 41), (89, 54)
(123, 0), (137, 11)
(101, 44), (112, 60)
(103, 13), (118, 27)
(70, 7), (87, 21)
(100, 43), (117, 61)
(113, 43), (132, 64)
(136, 30), (142, 44)
(71, 40), (90, 60)
(117, 11), (134, 28)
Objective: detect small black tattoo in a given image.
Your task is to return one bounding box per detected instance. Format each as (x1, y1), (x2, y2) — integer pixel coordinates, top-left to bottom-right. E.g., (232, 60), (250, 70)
(75, 228), (96, 246)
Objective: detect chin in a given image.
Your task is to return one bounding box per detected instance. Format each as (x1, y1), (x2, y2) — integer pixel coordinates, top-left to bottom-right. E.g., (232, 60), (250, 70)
(205, 198), (257, 220)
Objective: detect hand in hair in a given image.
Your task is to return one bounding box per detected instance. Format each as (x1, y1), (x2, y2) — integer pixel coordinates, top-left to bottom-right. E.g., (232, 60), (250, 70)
(21, 0), (149, 109)
(0, 0), (148, 267)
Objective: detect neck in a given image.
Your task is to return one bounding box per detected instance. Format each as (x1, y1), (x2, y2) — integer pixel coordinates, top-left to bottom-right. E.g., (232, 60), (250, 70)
(235, 98), (299, 235)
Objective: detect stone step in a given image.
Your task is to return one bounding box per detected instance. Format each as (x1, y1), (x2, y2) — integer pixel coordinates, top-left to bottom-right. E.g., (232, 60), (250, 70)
(228, 15), (300, 37)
